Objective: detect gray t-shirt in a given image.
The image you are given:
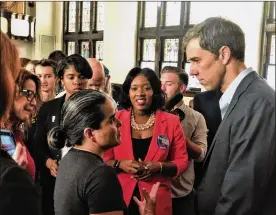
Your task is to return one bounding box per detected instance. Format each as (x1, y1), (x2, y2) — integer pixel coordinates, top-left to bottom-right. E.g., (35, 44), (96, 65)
(54, 148), (125, 215)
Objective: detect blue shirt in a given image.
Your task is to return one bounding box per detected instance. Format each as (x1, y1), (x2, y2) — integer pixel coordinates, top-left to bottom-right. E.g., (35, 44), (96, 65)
(219, 67), (253, 119)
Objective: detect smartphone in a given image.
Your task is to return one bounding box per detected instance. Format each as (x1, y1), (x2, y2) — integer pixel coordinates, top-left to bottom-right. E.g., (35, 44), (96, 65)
(0, 129), (16, 156)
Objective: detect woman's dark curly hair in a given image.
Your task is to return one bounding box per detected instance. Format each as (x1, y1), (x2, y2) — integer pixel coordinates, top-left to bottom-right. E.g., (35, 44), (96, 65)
(120, 67), (165, 111)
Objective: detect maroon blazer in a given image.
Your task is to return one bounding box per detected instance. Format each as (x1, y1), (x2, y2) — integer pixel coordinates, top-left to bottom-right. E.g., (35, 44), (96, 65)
(104, 109), (189, 215)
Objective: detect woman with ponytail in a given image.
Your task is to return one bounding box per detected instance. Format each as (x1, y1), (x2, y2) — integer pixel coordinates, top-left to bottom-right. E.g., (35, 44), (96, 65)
(48, 90), (125, 215)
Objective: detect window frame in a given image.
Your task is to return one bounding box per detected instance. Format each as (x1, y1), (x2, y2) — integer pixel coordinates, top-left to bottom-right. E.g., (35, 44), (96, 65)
(63, 1), (104, 58)
(136, 2), (192, 77)
(260, 2), (275, 80)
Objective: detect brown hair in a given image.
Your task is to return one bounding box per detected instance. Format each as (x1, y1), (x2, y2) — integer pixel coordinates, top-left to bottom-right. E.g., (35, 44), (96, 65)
(9, 69), (41, 140)
(0, 31), (21, 121)
(20, 57), (31, 68)
(161, 66), (189, 86)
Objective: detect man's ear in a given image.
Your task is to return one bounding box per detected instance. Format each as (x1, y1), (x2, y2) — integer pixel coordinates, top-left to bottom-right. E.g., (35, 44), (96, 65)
(179, 84), (187, 94)
(219, 46), (231, 65)
(105, 75), (111, 87)
(83, 128), (95, 140)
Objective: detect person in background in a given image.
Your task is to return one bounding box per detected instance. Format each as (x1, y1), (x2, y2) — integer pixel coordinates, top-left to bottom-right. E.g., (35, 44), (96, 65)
(25, 60), (39, 74)
(34, 54), (92, 215)
(86, 58), (106, 91)
(0, 31), (42, 215)
(184, 17), (275, 215)
(35, 59), (58, 102)
(48, 50), (67, 94)
(103, 64), (112, 96)
(193, 89), (222, 188)
(48, 50), (66, 65)
(112, 84), (124, 110)
(161, 66), (208, 215)
(1, 69), (40, 180)
(20, 57), (31, 68)
(104, 67), (189, 215)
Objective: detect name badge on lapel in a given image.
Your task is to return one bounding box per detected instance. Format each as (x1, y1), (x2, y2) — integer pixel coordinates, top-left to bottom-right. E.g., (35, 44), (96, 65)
(52, 116), (56, 123)
(157, 135), (170, 149)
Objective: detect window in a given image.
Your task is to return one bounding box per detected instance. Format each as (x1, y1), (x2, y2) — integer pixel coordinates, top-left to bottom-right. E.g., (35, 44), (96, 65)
(136, 2), (200, 89)
(63, 1), (104, 60)
(261, 2), (275, 90)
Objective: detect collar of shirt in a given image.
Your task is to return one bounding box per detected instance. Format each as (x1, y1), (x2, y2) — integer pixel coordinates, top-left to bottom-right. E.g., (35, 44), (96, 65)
(219, 67), (253, 119)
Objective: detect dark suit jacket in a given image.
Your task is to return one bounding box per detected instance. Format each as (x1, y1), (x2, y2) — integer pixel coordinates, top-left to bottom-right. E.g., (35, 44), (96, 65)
(34, 95), (65, 168)
(193, 90), (222, 188)
(197, 71), (276, 215)
(33, 95), (65, 215)
(194, 90), (222, 149)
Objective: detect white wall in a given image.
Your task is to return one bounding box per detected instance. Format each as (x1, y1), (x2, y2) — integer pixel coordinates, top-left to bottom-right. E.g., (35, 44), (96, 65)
(15, 40), (34, 59)
(103, 2), (138, 84)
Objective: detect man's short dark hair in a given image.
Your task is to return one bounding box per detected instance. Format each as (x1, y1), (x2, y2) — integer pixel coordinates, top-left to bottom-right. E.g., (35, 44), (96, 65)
(35, 59), (58, 76)
(161, 66), (189, 86)
(48, 50), (67, 64)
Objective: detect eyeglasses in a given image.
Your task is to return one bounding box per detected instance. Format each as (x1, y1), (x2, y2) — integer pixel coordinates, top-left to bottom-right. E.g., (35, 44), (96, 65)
(21, 89), (37, 102)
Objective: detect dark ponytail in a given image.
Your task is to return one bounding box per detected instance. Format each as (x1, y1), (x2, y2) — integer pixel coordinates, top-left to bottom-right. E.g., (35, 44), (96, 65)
(47, 126), (67, 150)
(47, 90), (107, 149)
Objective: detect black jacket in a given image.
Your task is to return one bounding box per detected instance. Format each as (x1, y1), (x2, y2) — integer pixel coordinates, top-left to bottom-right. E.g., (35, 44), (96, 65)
(34, 95), (65, 168)
(0, 150), (42, 215)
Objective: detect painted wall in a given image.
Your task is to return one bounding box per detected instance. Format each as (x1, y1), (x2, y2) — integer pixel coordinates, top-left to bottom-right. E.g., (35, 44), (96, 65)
(103, 2), (138, 84)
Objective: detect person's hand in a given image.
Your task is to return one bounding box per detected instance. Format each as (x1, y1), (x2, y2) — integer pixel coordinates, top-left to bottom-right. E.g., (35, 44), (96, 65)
(12, 144), (28, 169)
(46, 158), (58, 177)
(119, 159), (144, 174)
(133, 182), (160, 215)
(133, 159), (161, 181)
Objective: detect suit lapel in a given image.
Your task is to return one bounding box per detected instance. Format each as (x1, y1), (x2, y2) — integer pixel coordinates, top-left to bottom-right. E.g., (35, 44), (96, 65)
(50, 95), (66, 127)
(120, 110), (135, 159)
(203, 71), (259, 167)
(145, 110), (167, 161)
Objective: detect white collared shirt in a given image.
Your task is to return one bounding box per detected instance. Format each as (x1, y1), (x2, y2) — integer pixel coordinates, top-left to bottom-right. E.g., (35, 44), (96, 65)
(219, 67), (253, 119)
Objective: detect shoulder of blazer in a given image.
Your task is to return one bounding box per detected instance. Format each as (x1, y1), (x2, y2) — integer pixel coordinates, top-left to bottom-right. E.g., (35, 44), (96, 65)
(39, 95), (65, 116)
(116, 109), (129, 120)
(156, 110), (180, 124)
(43, 95), (65, 108)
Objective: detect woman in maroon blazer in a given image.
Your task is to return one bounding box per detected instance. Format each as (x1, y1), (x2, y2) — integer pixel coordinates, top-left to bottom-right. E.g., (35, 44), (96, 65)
(104, 67), (189, 215)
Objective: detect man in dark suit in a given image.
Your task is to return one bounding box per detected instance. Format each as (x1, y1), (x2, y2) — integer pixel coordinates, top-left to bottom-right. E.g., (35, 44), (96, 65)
(184, 17), (275, 215)
(193, 90), (222, 188)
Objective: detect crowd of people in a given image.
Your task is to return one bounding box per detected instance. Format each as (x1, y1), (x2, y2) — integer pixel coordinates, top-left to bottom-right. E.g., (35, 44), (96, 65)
(0, 17), (275, 215)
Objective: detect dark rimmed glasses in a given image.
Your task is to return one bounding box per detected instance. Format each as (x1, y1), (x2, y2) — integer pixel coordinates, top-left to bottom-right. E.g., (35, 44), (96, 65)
(21, 89), (38, 102)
